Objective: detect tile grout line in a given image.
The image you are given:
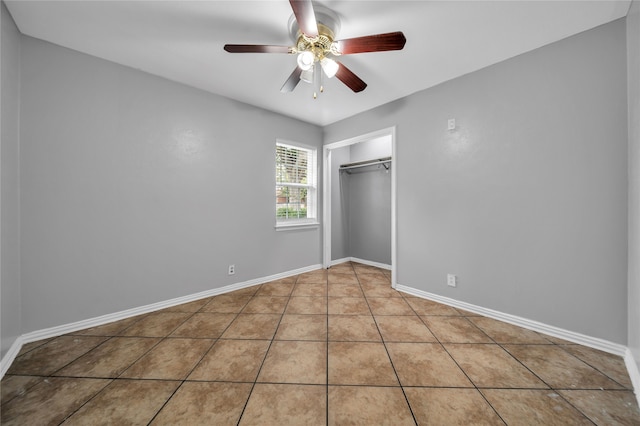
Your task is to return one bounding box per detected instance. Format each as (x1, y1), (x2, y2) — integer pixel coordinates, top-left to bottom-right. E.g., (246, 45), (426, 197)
(553, 343), (632, 390)
(413, 301), (595, 424)
(493, 338), (600, 424)
(54, 309), (196, 425)
(4, 311), (159, 420)
(63, 287), (255, 424)
(144, 294), (253, 425)
(355, 266), (419, 426)
(405, 295), (508, 425)
(325, 265), (330, 426)
(64, 303), (215, 424)
(418, 304), (624, 422)
(234, 276), (296, 425)
(491, 338), (583, 413)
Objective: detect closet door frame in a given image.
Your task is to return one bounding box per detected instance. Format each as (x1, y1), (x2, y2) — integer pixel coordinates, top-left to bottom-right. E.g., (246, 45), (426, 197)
(323, 126), (397, 288)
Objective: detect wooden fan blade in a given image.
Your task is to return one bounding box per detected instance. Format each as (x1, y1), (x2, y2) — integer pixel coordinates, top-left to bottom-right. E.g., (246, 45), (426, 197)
(289, 0), (318, 38)
(280, 67), (303, 93)
(335, 62), (367, 93)
(335, 32), (406, 55)
(224, 44), (292, 54)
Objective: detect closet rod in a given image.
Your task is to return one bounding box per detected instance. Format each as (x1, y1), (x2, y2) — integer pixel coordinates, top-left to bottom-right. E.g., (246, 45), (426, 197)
(339, 156), (392, 171)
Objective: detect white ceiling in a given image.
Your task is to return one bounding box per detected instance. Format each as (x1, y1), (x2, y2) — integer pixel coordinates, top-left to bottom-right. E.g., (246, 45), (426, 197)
(5, 0), (631, 126)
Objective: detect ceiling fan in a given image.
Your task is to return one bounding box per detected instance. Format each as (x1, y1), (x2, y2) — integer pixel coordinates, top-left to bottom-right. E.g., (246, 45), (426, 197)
(224, 0), (406, 98)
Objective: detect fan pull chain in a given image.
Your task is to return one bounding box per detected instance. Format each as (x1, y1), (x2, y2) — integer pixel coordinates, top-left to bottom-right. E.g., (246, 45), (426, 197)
(313, 62), (321, 99)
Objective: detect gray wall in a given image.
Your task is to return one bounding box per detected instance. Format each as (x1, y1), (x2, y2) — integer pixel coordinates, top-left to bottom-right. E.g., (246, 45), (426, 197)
(628, 0), (640, 376)
(350, 136), (392, 163)
(325, 19), (628, 343)
(1, 2), (22, 359)
(19, 36), (322, 333)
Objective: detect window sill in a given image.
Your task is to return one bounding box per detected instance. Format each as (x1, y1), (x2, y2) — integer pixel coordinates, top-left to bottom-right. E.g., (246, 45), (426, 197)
(275, 221), (320, 231)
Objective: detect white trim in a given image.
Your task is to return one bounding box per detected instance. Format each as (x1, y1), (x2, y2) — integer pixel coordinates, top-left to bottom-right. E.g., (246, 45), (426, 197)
(324, 127), (396, 150)
(275, 222), (319, 231)
(330, 257), (391, 271)
(322, 126), (397, 286)
(390, 127), (397, 288)
(351, 257), (392, 271)
(0, 264), (322, 380)
(397, 284), (628, 357)
(0, 336), (25, 378)
(276, 139), (318, 223)
(322, 147), (331, 269)
(624, 349), (640, 407)
(276, 139), (317, 152)
(276, 182), (313, 189)
(330, 257), (352, 267)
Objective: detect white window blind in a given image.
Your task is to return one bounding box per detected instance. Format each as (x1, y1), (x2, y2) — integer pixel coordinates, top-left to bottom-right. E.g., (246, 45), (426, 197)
(276, 141), (317, 226)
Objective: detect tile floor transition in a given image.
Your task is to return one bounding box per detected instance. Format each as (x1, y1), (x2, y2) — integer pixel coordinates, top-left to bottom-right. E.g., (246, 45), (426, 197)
(2, 262), (639, 425)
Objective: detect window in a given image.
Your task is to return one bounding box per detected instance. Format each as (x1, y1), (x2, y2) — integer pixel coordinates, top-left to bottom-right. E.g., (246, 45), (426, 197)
(275, 141), (317, 228)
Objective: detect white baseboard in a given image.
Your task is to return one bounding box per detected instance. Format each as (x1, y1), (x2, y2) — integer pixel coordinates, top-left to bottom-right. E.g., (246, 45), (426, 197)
(4, 267), (635, 401)
(396, 284), (628, 357)
(330, 257), (352, 267)
(0, 263), (322, 380)
(624, 348), (640, 407)
(1, 336), (25, 378)
(330, 257), (391, 271)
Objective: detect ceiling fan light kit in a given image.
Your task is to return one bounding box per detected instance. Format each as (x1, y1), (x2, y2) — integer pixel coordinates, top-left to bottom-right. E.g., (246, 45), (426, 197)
(223, 0), (406, 98)
(320, 57), (339, 78)
(296, 50), (315, 70)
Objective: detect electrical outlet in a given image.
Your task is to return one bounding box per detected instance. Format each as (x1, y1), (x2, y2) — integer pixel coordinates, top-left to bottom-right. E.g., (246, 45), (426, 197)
(228, 264), (235, 275)
(447, 274), (457, 287)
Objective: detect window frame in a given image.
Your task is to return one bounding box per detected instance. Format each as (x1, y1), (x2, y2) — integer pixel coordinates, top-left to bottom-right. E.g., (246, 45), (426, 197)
(275, 139), (319, 230)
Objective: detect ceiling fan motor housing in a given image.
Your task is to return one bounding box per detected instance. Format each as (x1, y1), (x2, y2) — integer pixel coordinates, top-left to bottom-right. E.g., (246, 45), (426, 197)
(297, 24), (337, 60)
(288, 5), (341, 59)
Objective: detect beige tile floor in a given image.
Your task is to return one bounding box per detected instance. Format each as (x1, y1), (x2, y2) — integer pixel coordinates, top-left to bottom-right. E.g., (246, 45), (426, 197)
(2, 262), (639, 425)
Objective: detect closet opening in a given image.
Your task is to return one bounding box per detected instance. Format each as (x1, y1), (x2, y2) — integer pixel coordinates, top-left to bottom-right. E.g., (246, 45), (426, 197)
(323, 127), (397, 288)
